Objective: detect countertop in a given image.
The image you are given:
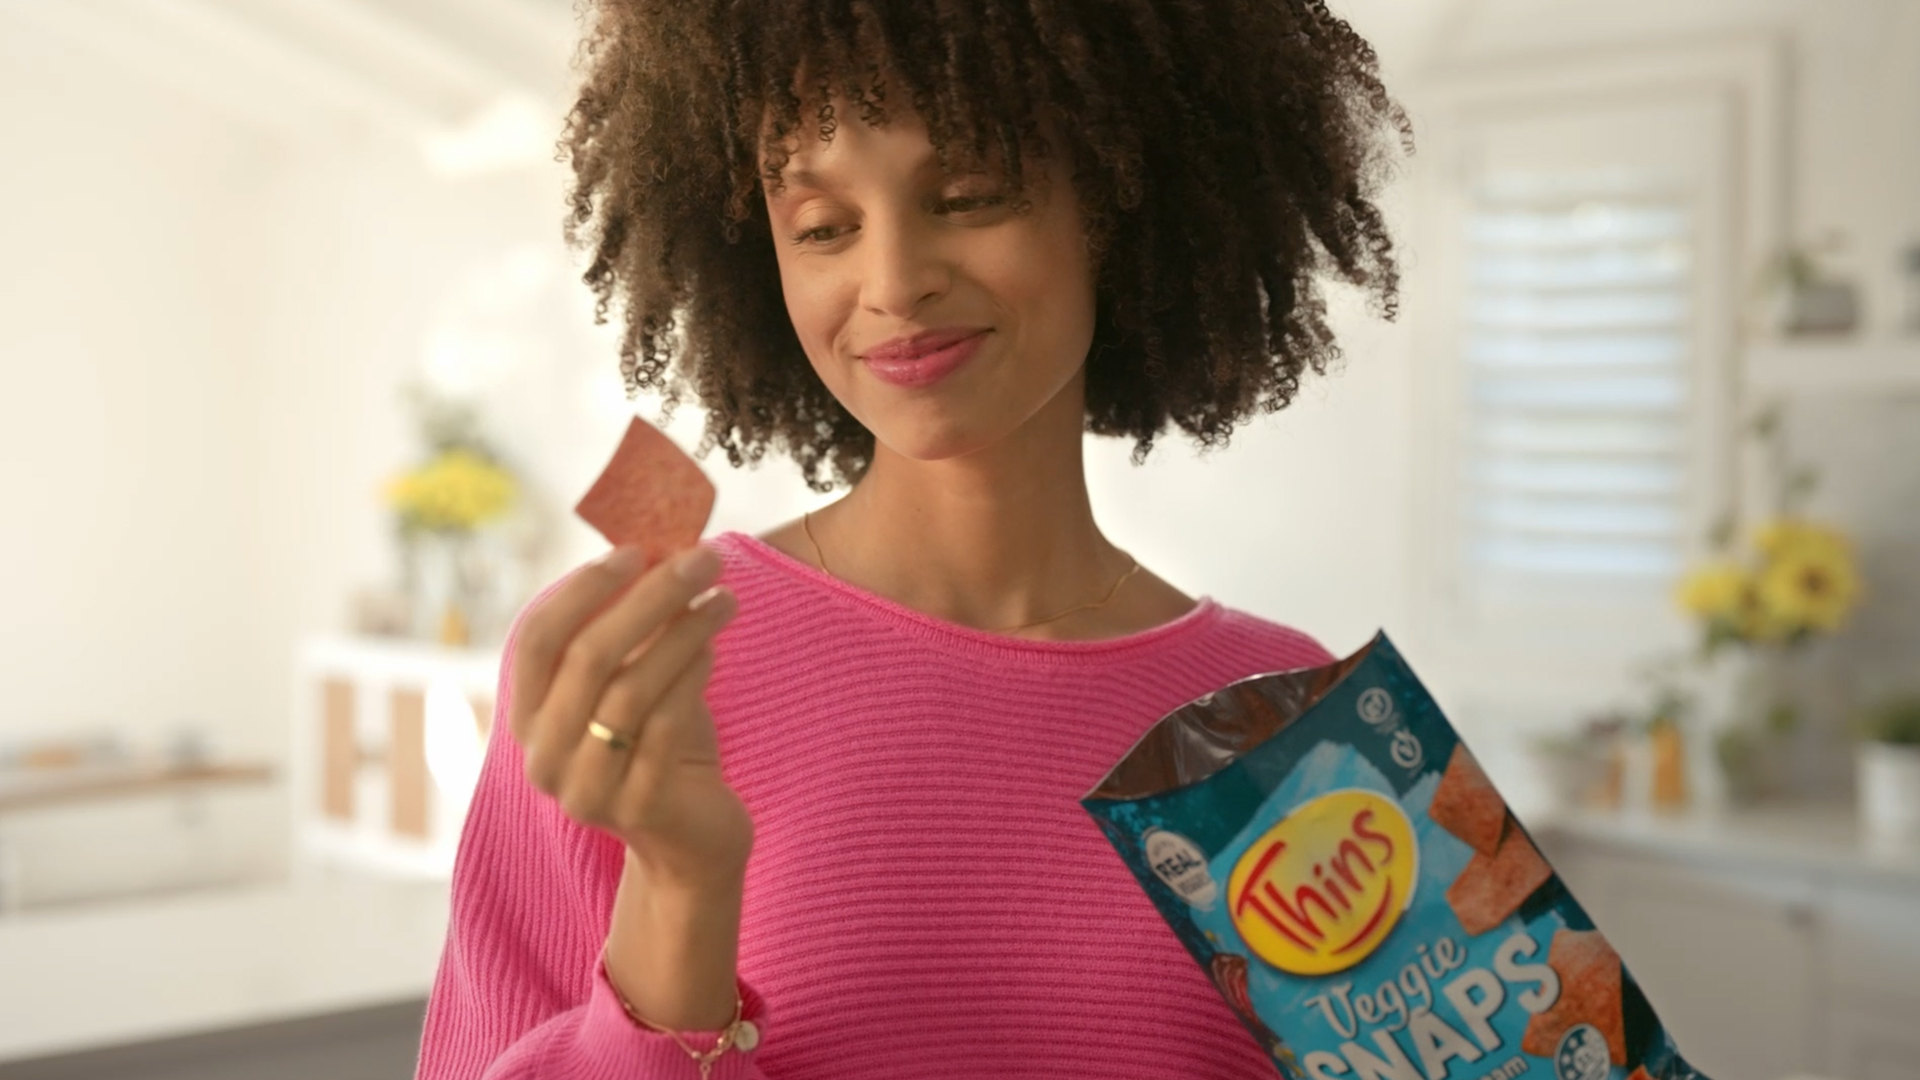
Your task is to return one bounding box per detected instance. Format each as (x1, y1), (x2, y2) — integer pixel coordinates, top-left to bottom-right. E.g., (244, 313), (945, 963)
(1529, 802), (1920, 891)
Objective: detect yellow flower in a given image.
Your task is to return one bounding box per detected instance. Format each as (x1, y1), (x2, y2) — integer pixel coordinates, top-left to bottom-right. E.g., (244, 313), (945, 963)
(1676, 562), (1750, 622)
(1734, 582), (1795, 643)
(1755, 518), (1850, 561)
(384, 449), (518, 531)
(1757, 540), (1861, 633)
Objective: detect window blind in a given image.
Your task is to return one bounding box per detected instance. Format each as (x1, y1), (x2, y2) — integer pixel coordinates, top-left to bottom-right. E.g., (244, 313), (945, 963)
(1460, 170), (1694, 596)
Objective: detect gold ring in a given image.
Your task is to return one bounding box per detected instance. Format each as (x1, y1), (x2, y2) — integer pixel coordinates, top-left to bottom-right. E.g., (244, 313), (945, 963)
(586, 720), (635, 752)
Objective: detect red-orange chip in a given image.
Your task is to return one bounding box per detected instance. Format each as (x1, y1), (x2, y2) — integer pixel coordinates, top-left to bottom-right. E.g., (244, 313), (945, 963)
(1431, 744), (1508, 856)
(1445, 814), (1551, 936)
(1628, 1068), (1652, 1080)
(1521, 928), (1627, 1065)
(574, 416), (716, 563)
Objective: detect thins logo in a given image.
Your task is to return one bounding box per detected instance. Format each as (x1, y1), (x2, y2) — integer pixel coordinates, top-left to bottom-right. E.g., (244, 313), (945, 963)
(1226, 790), (1418, 976)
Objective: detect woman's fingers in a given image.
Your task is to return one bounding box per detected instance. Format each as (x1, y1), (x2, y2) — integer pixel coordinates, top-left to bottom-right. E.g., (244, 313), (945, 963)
(506, 546), (652, 744)
(547, 589), (736, 821)
(525, 548), (725, 778)
(613, 645), (722, 842)
(597, 588), (736, 751)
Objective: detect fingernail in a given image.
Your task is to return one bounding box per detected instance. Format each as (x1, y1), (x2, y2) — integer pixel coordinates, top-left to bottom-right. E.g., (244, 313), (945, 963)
(597, 545), (647, 575)
(674, 545), (722, 586)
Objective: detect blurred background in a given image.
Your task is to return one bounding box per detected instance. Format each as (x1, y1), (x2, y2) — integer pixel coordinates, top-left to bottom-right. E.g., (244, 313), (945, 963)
(0, 0), (1916, 1077)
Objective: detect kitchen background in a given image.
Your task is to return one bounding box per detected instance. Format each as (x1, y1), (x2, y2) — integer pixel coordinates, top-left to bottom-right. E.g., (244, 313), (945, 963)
(0, 0), (1916, 1077)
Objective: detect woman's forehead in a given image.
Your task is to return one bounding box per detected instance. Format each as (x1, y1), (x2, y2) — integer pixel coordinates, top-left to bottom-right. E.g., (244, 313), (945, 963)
(756, 94), (1051, 182)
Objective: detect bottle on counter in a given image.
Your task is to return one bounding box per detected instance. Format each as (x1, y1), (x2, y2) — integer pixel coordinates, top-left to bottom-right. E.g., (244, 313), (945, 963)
(1650, 717), (1690, 812)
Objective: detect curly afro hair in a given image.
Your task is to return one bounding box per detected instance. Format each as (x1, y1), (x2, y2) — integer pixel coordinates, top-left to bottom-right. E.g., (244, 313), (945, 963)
(560, 0), (1412, 492)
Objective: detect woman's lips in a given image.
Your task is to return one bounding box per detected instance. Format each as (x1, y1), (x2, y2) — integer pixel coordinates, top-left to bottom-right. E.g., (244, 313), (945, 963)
(860, 330), (989, 388)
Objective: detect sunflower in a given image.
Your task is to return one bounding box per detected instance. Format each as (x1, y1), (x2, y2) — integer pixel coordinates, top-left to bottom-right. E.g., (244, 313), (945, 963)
(1677, 515), (1864, 649)
(1675, 561), (1750, 622)
(1734, 578), (1797, 643)
(1755, 518), (1851, 561)
(1757, 539), (1861, 633)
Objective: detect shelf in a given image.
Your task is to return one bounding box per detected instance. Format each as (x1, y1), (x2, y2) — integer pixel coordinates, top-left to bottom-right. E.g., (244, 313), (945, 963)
(0, 761), (276, 814)
(1744, 339), (1920, 395)
(297, 634), (502, 686)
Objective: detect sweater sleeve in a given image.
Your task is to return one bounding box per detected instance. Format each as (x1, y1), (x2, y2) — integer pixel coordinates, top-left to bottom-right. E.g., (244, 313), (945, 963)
(414, 576), (774, 1080)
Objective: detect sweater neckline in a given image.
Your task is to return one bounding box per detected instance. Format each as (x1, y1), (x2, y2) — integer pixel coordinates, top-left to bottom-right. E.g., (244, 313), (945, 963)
(715, 530), (1224, 662)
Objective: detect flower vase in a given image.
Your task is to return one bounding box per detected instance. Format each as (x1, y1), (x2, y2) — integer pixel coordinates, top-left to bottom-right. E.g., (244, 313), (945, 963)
(408, 531), (475, 646)
(1692, 649), (1753, 810)
(1696, 647), (1794, 808)
(1698, 641), (1852, 806)
(452, 526), (528, 648)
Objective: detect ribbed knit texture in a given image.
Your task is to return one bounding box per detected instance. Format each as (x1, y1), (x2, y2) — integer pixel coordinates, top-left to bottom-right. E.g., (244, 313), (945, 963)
(416, 530), (1334, 1080)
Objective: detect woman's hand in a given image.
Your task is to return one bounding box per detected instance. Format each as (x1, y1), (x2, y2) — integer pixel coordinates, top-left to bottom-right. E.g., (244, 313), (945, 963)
(507, 544), (753, 891)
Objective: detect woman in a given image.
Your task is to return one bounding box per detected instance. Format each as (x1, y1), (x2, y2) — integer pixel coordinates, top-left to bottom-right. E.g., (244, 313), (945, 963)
(416, 1), (1407, 1077)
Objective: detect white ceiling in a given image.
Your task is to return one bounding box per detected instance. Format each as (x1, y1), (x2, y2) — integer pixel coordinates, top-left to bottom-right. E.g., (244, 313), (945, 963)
(0, 0), (1478, 153)
(0, 0), (580, 147)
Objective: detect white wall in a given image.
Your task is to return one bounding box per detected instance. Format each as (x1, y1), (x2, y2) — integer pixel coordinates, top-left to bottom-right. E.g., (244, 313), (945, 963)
(3, 0), (1917, 911)
(0, 25), (293, 906)
(0, 23), (281, 753)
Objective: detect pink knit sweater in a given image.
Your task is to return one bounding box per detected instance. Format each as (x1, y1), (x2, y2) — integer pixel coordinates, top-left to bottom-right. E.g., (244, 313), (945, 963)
(416, 530), (1334, 1080)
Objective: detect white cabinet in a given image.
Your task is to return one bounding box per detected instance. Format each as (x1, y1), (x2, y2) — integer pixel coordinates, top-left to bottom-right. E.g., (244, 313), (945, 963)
(1827, 1010), (1920, 1080)
(1824, 882), (1920, 1080)
(289, 635), (500, 880)
(1545, 840), (1823, 1077)
(1535, 814), (1920, 1080)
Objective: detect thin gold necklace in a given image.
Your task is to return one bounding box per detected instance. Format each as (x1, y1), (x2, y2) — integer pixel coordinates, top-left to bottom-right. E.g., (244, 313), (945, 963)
(802, 510), (1142, 635)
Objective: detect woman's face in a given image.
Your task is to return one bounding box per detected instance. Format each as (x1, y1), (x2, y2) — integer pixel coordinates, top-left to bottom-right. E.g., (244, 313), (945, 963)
(761, 105), (1097, 465)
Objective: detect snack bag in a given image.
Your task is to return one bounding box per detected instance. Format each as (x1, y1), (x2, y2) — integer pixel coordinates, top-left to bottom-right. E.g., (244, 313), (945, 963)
(1081, 632), (1708, 1080)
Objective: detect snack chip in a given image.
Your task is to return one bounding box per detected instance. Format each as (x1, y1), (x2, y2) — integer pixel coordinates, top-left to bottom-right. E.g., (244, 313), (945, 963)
(1445, 813), (1553, 936)
(1431, 744), (1507, 856)
(1522, 930), (1627, 1066)
(575, 416), (716, 561)
(1082, 632), (1709, 1080)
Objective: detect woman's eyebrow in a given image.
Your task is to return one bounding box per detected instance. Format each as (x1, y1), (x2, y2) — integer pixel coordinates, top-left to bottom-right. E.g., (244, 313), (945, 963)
(783, 167), (831, 191)
(775, 152), (970, 196)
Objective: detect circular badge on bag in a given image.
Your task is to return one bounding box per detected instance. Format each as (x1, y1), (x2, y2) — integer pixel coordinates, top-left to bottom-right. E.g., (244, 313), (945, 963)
(1554, 1024), (1610, 1080)
(1358, 687), (1396, 726)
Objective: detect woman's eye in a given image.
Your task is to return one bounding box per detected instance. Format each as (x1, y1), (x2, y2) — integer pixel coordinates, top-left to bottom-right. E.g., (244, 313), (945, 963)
(789, 194), (1007, 245)
(793, 224), (852, 245)
(939, 194), (1007, 214)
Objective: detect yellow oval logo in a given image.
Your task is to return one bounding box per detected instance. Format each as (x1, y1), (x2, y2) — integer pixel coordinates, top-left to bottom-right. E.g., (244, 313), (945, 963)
(1226, 789), (1418, 975)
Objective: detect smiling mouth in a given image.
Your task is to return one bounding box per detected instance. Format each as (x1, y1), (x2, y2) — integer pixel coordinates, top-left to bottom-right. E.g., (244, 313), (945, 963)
(858, 331), (989, 388)
(861, 327), (989, 364)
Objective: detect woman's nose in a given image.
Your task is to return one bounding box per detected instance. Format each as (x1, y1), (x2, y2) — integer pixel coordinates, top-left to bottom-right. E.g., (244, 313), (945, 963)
(858, 215), (950, 318)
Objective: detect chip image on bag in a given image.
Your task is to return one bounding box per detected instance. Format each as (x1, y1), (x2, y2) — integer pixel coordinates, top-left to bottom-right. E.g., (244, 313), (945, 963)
(1082, 632), (1709, 1080)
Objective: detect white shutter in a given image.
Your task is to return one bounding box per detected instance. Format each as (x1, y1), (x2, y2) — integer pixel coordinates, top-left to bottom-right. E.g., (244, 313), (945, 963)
(1461, 170), (1694, 596)
(1414, 84), (1747, 669)
(1409, 41), (1782, 723)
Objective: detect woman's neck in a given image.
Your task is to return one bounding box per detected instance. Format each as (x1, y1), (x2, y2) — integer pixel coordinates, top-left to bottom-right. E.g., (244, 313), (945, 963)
(758, 393), (1197, 640)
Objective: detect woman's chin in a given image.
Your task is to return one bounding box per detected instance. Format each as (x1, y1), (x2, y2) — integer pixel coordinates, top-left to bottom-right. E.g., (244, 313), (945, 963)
(867, 417), (1005, 467)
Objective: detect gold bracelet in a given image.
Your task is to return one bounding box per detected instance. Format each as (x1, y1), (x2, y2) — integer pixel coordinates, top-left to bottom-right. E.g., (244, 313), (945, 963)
(605, 953), (760, 1078)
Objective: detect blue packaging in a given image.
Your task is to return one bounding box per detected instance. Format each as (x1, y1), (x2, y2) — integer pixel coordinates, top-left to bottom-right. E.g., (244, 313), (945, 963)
(1082, 632), (1709, 1080)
